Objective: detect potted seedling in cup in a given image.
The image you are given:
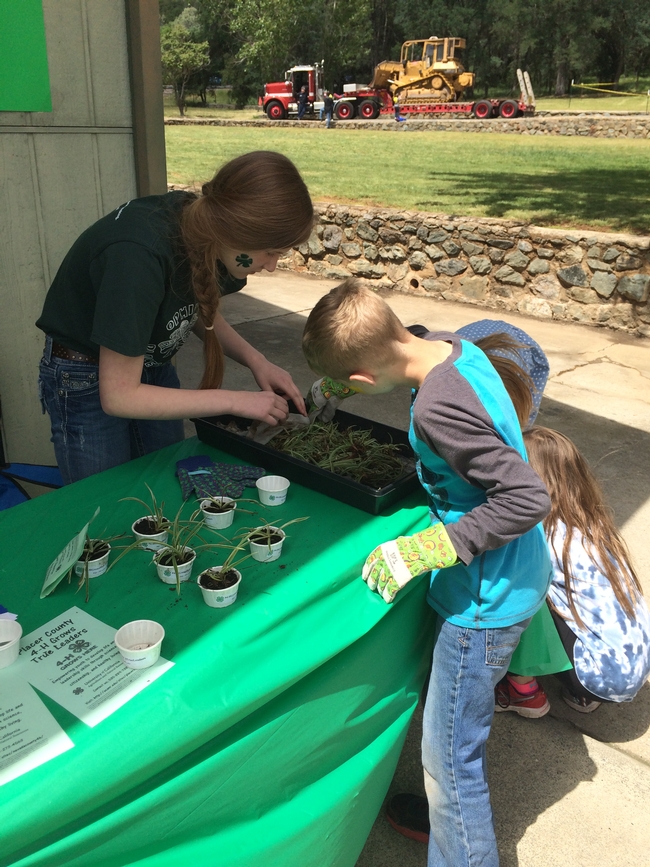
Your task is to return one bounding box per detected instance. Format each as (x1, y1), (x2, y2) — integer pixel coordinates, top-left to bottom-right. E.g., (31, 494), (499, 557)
(41, 506), (125, 603)
(74, 536), (111, 595)
(153, 503), (205, 594)
(75, 526), (131, 602)
(193, 495), (259, 531)
(197, 536), (252, 608)
(198, 496), (236, 529)
(247, 517), (308, 563)
(121, 484), (170, 551)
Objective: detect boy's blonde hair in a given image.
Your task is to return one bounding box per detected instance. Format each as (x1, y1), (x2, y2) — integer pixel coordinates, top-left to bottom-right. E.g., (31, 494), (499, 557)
(302, 279), (408, 379)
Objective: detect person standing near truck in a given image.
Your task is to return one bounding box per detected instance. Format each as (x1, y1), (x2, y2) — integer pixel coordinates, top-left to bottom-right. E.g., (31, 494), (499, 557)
(394, 93), (406, 122)
(297, 85), (309, 120)
(323, 91), (334, 128)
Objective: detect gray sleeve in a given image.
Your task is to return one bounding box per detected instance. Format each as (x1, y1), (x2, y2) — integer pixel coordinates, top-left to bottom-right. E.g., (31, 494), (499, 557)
(413, 370), (551, 565)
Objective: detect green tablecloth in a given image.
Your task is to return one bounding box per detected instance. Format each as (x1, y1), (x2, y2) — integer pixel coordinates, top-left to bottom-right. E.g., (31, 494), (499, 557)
(0, 439), (436, 867)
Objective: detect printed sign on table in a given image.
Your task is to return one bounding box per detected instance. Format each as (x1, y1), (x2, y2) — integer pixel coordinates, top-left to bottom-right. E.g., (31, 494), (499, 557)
(15, 607), (173, 727)
(0, 673), (73, 786)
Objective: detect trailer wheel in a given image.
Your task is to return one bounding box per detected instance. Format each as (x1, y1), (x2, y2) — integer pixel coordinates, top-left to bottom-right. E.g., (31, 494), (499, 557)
(359, 99), (379, 119)
(499, 100), (520, 119)
(335, 101), (355, 120)
(266, 100), (286, 120)
(472, 100), (493, 119)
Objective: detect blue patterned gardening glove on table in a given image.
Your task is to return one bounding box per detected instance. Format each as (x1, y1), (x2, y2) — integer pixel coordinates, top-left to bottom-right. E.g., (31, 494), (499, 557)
(176, 455), (264, 500)
(306, 376), (357, 423)
(362, 523), (458, 603)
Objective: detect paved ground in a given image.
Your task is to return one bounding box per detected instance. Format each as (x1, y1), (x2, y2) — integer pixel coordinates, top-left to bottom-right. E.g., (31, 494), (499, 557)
(176, 269), (650, 867)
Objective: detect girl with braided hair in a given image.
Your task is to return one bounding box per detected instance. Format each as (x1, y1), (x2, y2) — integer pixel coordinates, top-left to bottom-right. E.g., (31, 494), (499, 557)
(37, 151), (313, 483)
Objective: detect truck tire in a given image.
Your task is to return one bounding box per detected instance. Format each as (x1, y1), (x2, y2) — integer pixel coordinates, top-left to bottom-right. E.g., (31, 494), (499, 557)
(499, 99), (520, 118)
(359, 99), (379, 119)
(335, 101), (355, 120)
(472, 100), (493, 119)
(266, 100), (286, 120)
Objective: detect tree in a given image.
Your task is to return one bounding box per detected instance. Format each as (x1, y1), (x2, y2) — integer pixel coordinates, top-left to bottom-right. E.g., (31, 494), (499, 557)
(160, 9), (210, 116)
(592, 0), (650, 85)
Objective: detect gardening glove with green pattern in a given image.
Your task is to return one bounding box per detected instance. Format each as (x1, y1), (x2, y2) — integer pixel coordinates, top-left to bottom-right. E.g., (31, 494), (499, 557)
(306, 377), (357, 423)
(176, 455), (264, 500)
(362, 523), (458, 603)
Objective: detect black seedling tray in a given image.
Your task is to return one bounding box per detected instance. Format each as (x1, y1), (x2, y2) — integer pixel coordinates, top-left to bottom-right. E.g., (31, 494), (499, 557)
(192, 410), (421, 515)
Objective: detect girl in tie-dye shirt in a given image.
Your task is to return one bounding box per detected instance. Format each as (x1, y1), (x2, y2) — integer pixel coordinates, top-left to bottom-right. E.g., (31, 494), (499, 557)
(524, 426), (650, 711)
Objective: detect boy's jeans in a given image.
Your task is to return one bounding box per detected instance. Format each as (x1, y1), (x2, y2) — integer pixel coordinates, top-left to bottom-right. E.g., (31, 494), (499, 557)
(423, 615), (530, 867)
(38, 336), (184, 484)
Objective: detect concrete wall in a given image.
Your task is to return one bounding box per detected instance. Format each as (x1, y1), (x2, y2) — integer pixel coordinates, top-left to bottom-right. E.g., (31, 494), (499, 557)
(282, 204), (650, 336)
(0, 0), (164, 464)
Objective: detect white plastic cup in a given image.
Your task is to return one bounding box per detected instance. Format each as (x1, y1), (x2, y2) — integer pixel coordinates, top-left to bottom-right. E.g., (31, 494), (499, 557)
(114, 620), (165, 669)
(132, 516), (169, 552)
(154, 547), (196, 584)
(200, 498), (236, 529)
(249, 527), (285, 562)
(197, 567), (242, 608)
(74, 543), (111, 578)
(256, 475), (290, 506)
(0, 621), (22, 670)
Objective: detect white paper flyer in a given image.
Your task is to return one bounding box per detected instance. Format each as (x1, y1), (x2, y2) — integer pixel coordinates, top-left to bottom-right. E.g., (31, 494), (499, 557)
(0, 673), (74, 786)
(14, 607), (173, 727)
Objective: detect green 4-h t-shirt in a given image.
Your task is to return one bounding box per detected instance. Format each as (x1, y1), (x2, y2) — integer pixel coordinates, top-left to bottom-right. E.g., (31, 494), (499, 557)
(36, 192), (247, 367)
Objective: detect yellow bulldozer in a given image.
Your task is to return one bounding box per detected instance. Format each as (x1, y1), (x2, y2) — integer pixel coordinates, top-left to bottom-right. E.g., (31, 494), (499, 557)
(370, 36), (474, 104)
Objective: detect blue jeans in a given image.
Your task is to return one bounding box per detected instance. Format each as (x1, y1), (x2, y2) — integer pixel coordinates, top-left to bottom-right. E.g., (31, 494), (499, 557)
(38, 336), (184, 484)
(422, 615), (530, 867)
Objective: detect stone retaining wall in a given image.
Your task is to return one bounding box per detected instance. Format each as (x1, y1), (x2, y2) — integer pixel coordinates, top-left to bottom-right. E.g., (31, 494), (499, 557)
(283, 204), (650, 336)
(165, 113), (650, 138)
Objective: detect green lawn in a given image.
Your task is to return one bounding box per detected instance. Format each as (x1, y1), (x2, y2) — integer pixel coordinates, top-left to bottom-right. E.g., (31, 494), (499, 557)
(165, 125), (650, 234)
(163, 92), (261, 120)
(536, 95), (650, 113)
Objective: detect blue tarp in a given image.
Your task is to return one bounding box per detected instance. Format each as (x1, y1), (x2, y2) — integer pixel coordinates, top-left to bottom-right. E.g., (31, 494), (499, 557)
(0, 464), (63, 511)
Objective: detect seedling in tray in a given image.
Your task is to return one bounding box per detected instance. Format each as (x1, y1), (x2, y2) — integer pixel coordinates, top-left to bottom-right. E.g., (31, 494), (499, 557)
(266, 421), (405, 488)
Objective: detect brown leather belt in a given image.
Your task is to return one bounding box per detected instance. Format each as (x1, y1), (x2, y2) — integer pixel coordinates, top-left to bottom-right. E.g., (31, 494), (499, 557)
(50, 341), (99, 364)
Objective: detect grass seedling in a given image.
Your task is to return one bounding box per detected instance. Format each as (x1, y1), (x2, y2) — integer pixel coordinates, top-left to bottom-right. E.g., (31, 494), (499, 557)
(272, 421), (404, 488)
(153, 501), (208, 595)
(243, 516), (309, 552)
(120, 483), (170, 534)
(74, 533), (125, 603)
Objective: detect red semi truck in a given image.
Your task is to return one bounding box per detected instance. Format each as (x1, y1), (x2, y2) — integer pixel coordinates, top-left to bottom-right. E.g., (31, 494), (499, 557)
(261, 63), (326, 120)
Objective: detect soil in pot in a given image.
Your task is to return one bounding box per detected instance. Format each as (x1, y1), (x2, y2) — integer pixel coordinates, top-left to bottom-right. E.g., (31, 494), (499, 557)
(203, 502), (236, 514)
(79, 541), (110, 562)
(133, 517), (167, 535)
(157, 549), (195, 567)
(199, 569), (240, 590)
(249, 531), (284, 546)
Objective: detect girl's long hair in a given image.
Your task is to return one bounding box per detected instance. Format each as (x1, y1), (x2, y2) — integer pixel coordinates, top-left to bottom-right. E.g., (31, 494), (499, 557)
(180, 151), (313, 389)
(473, 332), (536, 427)
(523, 425), (642, 627)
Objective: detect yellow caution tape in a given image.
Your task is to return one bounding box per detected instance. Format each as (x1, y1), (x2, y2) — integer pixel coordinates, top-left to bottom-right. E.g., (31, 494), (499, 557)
(571, 82), (644, 96)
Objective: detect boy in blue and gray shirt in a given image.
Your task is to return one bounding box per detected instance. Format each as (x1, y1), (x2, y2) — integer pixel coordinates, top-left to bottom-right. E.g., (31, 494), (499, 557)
(302, 279), (551, 867)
